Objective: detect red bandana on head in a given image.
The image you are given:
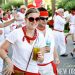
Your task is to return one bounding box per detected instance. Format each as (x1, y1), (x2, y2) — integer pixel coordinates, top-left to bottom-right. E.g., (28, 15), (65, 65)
(38, 11), (48, 31)
(40, 11), (49, 16)
(27, 4), (36, 8)
(22, 26), (37, 43)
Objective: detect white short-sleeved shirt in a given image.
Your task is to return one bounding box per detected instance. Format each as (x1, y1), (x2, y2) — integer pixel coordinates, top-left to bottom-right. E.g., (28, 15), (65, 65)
(69, 14), (75, 33)
(6, 27), (46, 73)
(16, 12), (25, 26)
(37, 25), (55, 64)
(54, 15), (66, 31)
(3, 20), (11, 37)
(69, 14), (75, 26)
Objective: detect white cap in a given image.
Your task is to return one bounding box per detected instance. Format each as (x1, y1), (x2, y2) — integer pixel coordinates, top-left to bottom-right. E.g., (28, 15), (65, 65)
(57, 8), (64, 13)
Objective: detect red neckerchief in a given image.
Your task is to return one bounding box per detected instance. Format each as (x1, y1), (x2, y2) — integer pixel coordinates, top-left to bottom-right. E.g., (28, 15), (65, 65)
(2, 17), (8, 20)
(37, 26), (45, 31)
(22, 26), (37, 43)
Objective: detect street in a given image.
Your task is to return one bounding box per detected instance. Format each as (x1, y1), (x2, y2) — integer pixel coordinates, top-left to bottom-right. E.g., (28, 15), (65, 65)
(58, 35), (75, 75)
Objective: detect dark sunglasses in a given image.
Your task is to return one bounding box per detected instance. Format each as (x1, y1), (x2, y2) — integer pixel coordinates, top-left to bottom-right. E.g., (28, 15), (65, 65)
(28, 17), (40, 22)
(40, 17), (48, 21)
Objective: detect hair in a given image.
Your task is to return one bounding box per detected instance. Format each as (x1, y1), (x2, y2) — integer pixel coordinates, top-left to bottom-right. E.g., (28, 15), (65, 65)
(57, 8), (64, 13)
(71, 8), (75, 11)
(25, 8), (39, 18)
(38, 7), (49, 16)
(38, 7), (47, 12)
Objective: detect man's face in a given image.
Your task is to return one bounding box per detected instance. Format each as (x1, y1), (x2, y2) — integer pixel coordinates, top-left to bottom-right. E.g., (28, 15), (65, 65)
(39, 16), (48, 27)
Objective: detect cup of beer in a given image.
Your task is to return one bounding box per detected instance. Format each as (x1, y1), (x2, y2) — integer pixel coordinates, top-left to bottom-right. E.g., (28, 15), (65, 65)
(32, 47), (40, 61)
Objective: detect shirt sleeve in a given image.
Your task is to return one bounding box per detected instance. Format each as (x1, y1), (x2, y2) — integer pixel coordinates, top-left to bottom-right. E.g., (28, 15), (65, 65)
(6, 29), (18, 44)
(56, 16), (66, 25)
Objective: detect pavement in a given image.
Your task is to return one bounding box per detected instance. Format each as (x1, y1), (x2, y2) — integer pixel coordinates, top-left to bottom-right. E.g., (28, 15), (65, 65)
(57, 34), (75, 75)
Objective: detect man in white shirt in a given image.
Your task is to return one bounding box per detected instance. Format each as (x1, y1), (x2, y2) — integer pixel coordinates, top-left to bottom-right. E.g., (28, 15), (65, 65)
(53, 8), (68, 57)
(68, 8), (75, 57)
(37, 7), (60, 75)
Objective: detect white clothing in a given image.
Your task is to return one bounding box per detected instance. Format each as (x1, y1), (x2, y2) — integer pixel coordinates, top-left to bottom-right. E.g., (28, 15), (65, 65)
(0, 21), (5, 42)
(38, 63), (55, 75)
(53, 31), (66, 55)
(38, 25), (55, 64)
(54, 15), (66, 31)
(0, 21), (4, 73)
(37, 25), (55, 75)
(0, 28), (4, 42)
(64, 11), (70, 18)
(53, 15), (66, 55)
(10, 21), (18, 31)
(3, 20), (11, 38)
(16, 12), (25, 26)
(0, 58), (3, 73)
(6, 28), (46, 73)
(69, 14), (75, 34)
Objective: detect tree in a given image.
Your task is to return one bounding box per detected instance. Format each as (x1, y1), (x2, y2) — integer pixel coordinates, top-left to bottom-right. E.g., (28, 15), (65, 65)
(0, 0), (3, 5)
(57, 0), (75, 11)
(51, 0), (56, 18)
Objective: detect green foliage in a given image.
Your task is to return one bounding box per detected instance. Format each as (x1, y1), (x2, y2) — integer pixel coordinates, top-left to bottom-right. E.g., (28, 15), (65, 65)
(0, 0), (2, 5)
(64, 22), (69, 33)
(65, 0), (75, 11)
(47, 5), (52, 17)
(57, 0), (75, 11)
(1, 0), (23, 10)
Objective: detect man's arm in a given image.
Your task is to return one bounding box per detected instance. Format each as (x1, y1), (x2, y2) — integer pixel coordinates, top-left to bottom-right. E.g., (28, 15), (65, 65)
(0, 18), (15, 28)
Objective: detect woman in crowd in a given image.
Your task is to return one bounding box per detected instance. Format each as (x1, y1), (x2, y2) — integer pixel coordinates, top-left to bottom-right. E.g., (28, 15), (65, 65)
(0, 8), (45, 75)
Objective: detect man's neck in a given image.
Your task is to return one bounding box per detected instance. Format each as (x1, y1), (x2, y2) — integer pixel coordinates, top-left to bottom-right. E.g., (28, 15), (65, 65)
(37, 25), (45, 31)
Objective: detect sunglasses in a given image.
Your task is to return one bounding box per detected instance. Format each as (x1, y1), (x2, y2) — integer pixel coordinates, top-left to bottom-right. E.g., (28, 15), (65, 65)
(28, 17), (40, 22)
(40, 17), (48, 21)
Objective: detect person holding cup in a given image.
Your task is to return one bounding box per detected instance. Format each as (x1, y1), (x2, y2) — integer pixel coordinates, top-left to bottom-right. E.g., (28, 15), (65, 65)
(37, 7), (60, 75)
(0, 8), (46, 75)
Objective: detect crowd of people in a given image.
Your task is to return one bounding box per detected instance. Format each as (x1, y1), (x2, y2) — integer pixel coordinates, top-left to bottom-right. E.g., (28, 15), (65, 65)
(0, 3), (75, 75)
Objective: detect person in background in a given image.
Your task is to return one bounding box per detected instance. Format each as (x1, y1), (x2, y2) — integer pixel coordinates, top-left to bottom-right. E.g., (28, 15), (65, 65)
(0, 8), (46, 75)
(53, 8), (68, 57)
(66, 8), (75, 57)
(16, 5), (27, 27)
(37, 7), (60, 75)
(0, 12), (16, 74)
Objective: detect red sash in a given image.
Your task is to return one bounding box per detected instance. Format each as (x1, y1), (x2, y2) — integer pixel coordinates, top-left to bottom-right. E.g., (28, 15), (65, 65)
(38, 61), (58, 75)
(12, 66), (41, 75)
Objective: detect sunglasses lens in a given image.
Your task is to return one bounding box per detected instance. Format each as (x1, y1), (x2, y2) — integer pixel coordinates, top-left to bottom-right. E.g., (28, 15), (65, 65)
(29, 17), (34, 22)
(40, 17), (48, 20)
(35, 17), (40, 21)
(40, 17), (45, 20)
(46, 18), (48, 20)
(28, 17), (39, 22)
